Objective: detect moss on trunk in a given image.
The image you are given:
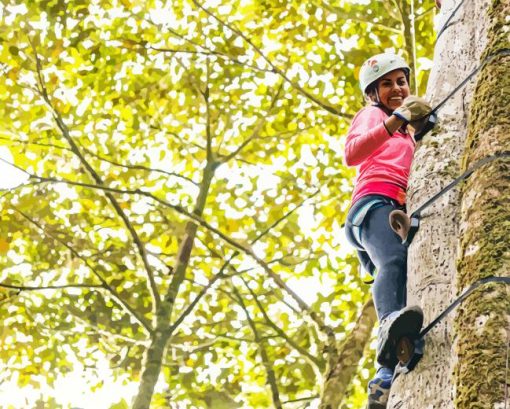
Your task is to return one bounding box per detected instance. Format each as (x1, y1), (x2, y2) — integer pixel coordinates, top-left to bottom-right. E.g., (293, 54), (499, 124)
(455, 0), (510, 407)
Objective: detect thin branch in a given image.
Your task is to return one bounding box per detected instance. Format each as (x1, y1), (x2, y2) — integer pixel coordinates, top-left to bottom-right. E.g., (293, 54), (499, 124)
(0, 135), (69, 152)
(240, 276), (324, 370)
(167, 272), (225, 334)
(77, 143), (199, 187)
(0, 179), (45, 193)
(71, 314), (148, 346)
(220, 81), (284, 164)
(28, 37), (161, 313)
(11, 205), (153, 335)
(319, 1), (401, 34)
(191, 0), (353, 119)
(0, 282), (105, 291)
(204, 332), (254, 343)
(416, 5), (436, 20)
(232, 284), (283, 409)
(282, 395), (319, 405)
(123, 40), (275, 74)
(204, 59), (213, 162)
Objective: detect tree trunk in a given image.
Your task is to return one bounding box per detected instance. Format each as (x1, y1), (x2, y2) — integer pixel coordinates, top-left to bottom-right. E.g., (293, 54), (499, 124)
(454, 0), (510, 405)
(132, 161), (216, 408)
(320, 300), (377, 408)
(132, 330), (170, 409)
(388, 0), (509, 407)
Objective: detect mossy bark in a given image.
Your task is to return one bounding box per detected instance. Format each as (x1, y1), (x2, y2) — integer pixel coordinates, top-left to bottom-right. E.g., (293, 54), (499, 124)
(454, 0), (510, 407)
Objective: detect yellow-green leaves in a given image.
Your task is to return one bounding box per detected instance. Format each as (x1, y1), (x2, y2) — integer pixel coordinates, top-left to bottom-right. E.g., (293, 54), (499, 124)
(0, 0), (436, 407)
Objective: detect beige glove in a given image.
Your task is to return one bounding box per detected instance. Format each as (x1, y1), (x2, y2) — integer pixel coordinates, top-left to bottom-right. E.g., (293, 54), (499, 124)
(393, 96), (432, 122)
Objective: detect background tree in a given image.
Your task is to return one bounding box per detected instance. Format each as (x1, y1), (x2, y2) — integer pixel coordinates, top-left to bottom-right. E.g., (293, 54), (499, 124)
(0, 0), (436, 407)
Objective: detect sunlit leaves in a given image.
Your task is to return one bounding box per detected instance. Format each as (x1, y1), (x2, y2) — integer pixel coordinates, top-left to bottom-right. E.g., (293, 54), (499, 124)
(0, 0), (436, 407)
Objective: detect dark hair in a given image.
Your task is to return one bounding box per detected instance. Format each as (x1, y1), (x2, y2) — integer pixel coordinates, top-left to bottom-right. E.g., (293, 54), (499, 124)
(365, 82), (378, 100)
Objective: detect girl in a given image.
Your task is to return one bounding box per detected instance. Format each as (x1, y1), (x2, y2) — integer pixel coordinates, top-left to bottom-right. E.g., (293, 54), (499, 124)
(344, 53), (431, 408)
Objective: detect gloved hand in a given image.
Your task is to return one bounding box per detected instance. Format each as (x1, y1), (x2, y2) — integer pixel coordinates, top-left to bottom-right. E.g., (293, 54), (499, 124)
(409, 116), (429, 134)
(393, 96), (432, 123)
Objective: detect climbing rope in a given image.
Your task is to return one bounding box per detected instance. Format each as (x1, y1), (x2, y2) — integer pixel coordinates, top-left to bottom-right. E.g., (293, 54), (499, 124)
(413, 47), (510, 141)
(389, 151), (510, 245)
(428, 48), (510, 115)
(419, 276), (510, 338)
(393, 275), (510, 379)
(436, 0), (467, 40)
(389, 47), (510, 245)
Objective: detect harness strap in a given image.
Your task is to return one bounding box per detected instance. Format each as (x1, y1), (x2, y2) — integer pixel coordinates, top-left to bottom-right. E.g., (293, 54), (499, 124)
(350, 198), (390, 250)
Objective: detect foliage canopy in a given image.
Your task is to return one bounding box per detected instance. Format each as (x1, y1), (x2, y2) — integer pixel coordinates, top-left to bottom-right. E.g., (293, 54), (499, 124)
(0, 0), (436, 407)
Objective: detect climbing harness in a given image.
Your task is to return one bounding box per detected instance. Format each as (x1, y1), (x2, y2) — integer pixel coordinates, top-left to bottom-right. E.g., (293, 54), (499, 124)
(389, 151), (509, 246)
(345, 196), (405, 284)
(392, 275), (510, 380)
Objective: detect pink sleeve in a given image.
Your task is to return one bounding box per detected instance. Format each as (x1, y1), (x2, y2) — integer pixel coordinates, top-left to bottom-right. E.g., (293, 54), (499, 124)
(344, 107), (392, 166)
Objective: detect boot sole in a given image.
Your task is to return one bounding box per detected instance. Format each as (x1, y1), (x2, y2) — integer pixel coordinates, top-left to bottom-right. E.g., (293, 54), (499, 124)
(367, 401), (387, 409)
(377, 307), (424, 368)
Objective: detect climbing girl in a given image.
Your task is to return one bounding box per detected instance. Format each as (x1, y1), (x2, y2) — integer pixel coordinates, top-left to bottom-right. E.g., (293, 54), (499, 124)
(344, 53), (431, 408)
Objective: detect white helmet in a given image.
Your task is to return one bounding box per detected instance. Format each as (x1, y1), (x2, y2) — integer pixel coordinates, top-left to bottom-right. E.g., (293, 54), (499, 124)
(359, 53), (410, 95)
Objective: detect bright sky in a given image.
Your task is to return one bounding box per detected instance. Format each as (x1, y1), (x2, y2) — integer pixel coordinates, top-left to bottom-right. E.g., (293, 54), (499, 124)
(0, 147), (29, 189)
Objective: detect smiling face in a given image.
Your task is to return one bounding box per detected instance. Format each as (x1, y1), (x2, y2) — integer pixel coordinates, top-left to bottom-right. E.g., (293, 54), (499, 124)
(375, 69), (410, 111)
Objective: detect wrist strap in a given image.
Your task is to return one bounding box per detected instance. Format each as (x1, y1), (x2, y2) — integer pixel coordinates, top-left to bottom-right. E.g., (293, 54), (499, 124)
(383, 121), (393, 136)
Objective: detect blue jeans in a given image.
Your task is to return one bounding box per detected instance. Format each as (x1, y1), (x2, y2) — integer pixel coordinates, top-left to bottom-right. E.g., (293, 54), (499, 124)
(345, 195), (408, 321)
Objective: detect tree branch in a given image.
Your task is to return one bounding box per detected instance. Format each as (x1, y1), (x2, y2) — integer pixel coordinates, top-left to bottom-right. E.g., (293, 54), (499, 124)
(28, 37), (161, 314)
(204, 60), (214, 162)
(121, 39), (275, 74)
(319, 299), (377, 408)
(220, 81), (284, 164)
(241, 276), (324, 370)
(319, 1), (401, 34)
(191, 0), (353, 119)
(11, 205), (153, 335)
(76, 143), (199, 187)
(232, 284), (283, 409)
(0, 282), (105, 291)
(0, 134), (69, 152)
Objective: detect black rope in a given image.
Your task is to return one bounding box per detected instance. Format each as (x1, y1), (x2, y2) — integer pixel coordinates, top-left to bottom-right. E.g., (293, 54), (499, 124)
(420, 276), (510, 338)
(428, 48), (510, 115)
(408, 48), (509, 141)
(392, 276), (509, 379)
(411, 151), (510, 219)
(436, 0), (467, 40)
(409, 48), (510, 126)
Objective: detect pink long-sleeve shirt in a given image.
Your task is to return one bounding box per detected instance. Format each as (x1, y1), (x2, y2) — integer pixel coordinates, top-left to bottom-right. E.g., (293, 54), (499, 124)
(344, 105), (415, 205)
